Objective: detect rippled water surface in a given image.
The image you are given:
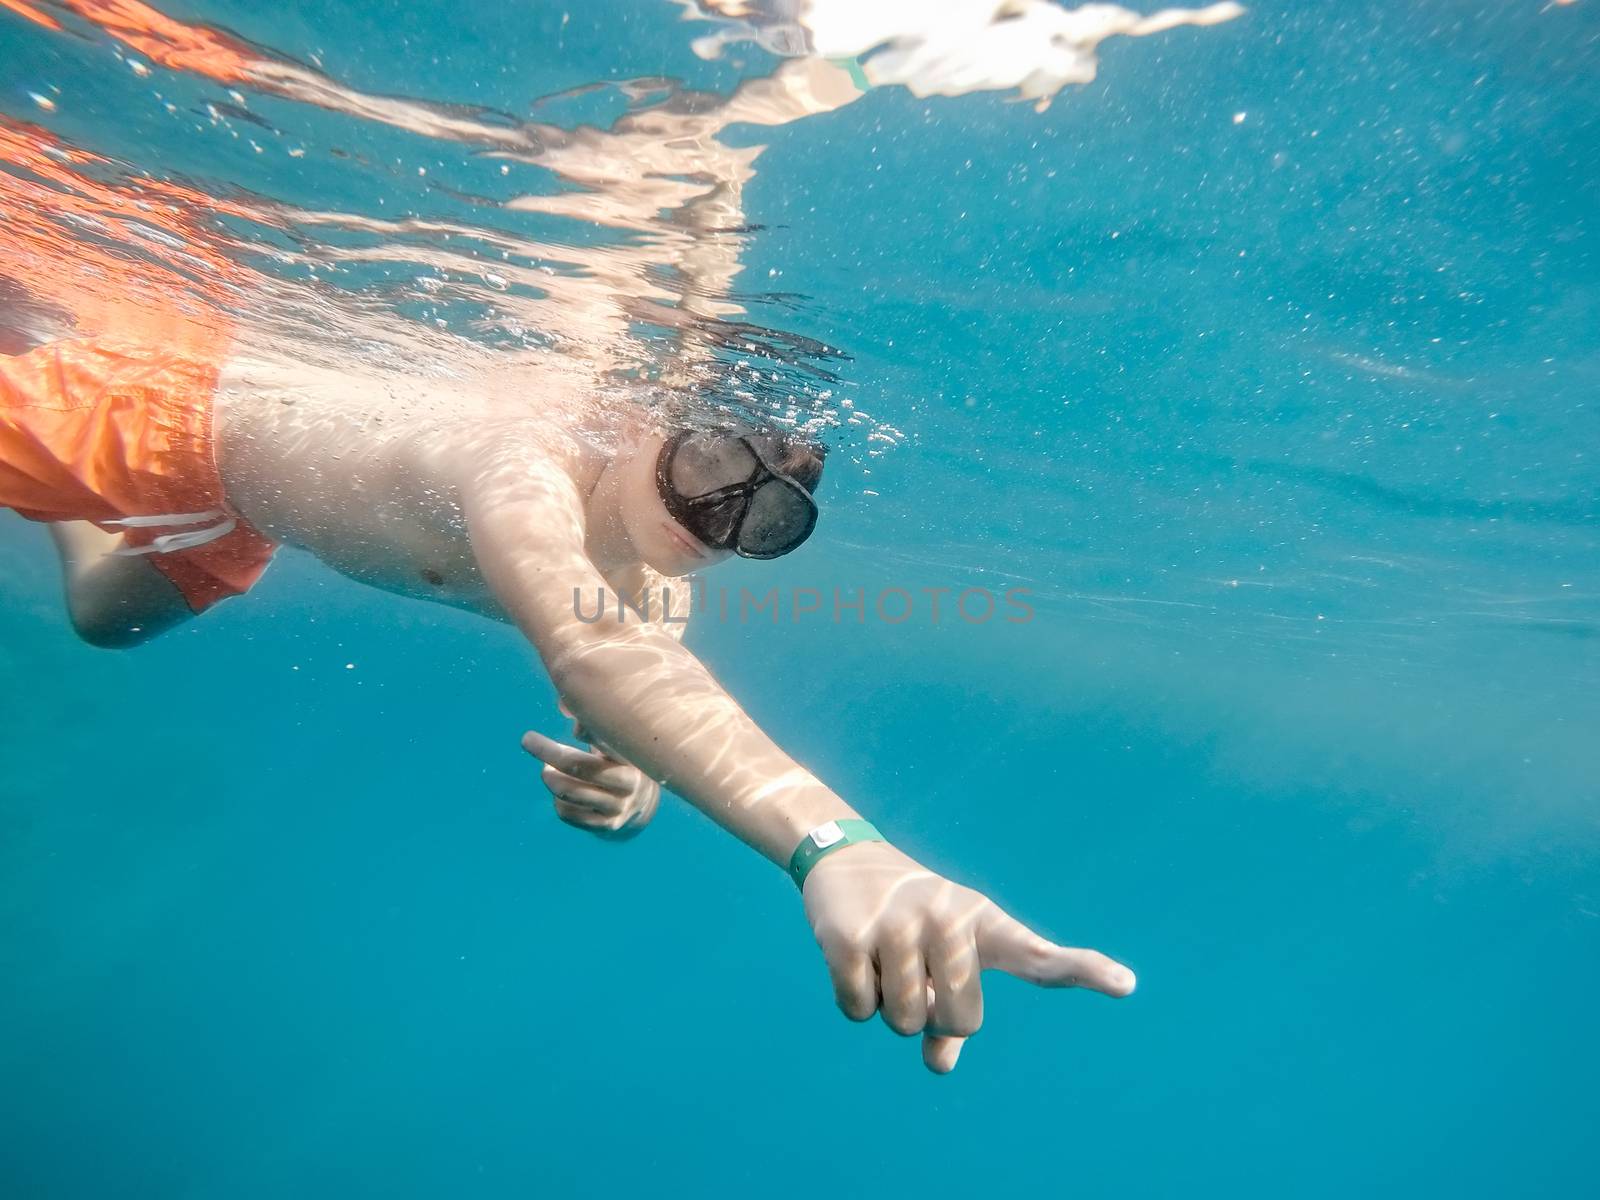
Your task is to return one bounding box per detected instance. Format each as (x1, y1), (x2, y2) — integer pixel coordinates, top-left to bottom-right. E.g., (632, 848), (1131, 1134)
(3, 3), (1598, 1197)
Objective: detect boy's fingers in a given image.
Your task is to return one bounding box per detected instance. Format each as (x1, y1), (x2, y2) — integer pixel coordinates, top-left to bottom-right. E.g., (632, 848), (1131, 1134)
(553, 797), (625, 831)
(878, 945), (928, 1036)
(629, 783), (660, 827)
(824, 947), (877, 1022)
(540, 766), (625, 816)
(922, 1031), (965, 1074)
(921, 979), (967, 1073)
(927, 939), (983, 1037)
(976, 905), (1136, 997)
(928, 972), (972, 1075)
(522, 730), (632, 791)
(522, 730), (603, 775)
(524, 729), (601, 774)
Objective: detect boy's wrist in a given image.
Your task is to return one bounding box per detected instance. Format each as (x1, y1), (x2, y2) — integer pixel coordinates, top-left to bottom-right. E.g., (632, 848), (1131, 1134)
(737, 770), (860, 865)
(788, 818), (886, 888)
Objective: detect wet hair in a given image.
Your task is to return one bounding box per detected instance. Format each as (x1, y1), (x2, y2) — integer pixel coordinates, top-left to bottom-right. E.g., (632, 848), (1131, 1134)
(768, 436), (827, 494)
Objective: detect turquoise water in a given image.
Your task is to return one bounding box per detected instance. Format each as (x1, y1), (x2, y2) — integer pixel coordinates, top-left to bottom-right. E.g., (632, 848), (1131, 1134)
(3, 2), (1598, 1196)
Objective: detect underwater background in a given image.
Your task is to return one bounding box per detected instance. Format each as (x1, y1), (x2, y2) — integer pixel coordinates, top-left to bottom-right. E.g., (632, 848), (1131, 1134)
(2, 1), (1598, 1195)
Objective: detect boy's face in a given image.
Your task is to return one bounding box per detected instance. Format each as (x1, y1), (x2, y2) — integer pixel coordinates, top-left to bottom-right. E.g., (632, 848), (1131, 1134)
(613, 429), (733, 576)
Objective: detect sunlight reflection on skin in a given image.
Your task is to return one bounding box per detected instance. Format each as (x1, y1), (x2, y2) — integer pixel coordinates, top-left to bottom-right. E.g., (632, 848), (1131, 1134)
(0, 0), (1188, 1073)
(456, 405), (1139, 1073)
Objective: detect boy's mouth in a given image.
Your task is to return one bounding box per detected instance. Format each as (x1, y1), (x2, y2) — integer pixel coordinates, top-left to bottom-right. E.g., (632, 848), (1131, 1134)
(662, 521), (708, 561)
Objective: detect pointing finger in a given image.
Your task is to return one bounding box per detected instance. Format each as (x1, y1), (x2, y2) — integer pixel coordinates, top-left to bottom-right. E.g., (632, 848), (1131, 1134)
(522, 729), (606, 776)
(977, 905), (1136, 997)
(522, 730), (633, 791)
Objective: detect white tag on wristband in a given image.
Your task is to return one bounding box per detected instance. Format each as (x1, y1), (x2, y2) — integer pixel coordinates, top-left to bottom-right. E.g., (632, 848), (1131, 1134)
(809, 821), (845, 849)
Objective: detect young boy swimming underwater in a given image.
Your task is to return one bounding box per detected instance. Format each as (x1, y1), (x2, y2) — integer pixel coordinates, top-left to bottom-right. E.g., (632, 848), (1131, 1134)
(0, 329), (1136, 1073)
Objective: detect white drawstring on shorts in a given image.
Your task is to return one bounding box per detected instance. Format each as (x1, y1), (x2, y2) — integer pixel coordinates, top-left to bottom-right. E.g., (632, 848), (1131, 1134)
(105, 509), (238, 556)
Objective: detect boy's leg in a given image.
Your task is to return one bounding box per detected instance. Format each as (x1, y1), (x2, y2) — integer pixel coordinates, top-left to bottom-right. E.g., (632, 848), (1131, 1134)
(47, 521), (194, 648)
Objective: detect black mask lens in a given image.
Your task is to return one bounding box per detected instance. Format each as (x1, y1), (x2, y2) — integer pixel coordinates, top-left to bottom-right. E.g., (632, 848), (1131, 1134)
(689, 491), (749, 548)
(668, 434), (758, 499)
(657, 429), (821, 559)
(737, 478), (817, 558)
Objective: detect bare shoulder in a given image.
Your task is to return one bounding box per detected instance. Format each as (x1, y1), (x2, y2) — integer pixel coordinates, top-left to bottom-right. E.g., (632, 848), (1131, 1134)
(455, 417), (594, 550)
(433, 354), (607, 503)
(437, 406), (587, 505)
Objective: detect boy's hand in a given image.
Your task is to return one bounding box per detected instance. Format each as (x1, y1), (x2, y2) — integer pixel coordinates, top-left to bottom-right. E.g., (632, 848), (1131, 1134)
(521, 722), (660, 840)
(801, 840), (1136, 1074)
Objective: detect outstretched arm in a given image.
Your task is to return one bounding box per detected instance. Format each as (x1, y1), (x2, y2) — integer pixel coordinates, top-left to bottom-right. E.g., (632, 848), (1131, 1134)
(464, 454), (1135, 1073)
(465, 449), (846, 862)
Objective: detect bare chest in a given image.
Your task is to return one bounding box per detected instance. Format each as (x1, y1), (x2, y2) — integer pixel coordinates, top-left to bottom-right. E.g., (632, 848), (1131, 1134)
(214, 357), (496, 608)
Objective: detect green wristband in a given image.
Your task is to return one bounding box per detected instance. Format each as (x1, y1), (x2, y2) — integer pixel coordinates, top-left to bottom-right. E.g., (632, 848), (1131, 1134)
(829, 56), (872, 93)
(788, 819), (885, 889)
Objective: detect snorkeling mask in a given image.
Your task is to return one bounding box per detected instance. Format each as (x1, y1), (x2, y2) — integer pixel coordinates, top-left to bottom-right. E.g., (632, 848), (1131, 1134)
(655, 428), (824, 559)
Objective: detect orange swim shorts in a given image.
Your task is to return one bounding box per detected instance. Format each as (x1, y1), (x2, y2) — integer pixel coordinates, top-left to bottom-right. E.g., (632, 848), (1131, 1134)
(0, 334), (277, 613)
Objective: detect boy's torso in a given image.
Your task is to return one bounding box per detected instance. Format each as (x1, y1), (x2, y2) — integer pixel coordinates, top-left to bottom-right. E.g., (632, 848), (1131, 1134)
(213, 348), (600, 618)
